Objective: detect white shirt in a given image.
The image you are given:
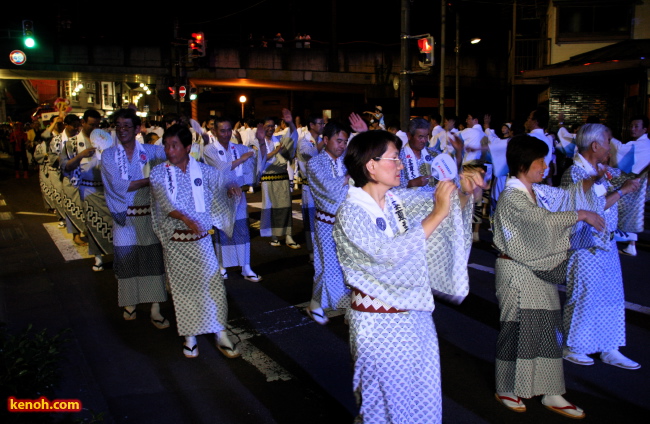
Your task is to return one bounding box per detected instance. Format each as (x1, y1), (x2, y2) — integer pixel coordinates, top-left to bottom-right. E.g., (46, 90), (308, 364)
(459, 124), (486, 164)
(611, 133), (650, 174)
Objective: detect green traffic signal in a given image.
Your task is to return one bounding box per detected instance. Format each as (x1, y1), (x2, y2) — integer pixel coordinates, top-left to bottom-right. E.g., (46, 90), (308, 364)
(22, 20), (35, 49)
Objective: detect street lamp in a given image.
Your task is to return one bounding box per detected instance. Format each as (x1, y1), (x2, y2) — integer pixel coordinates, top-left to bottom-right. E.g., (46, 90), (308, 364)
(239, 95), (247, 119)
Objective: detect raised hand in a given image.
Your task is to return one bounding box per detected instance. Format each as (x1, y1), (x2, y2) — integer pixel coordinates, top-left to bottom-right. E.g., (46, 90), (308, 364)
(349, 113), (368, 133)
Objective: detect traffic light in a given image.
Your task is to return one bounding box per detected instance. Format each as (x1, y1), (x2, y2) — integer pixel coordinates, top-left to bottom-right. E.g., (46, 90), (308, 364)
(189, 32), (206, 58)
(168, 86), (177, 101)
(22, 20), (36, 48)
(189, 87), (197, 101)
(417, 36), (434, 68)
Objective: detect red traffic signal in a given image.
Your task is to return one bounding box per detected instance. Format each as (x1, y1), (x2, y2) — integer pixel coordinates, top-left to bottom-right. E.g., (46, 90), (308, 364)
(189, 32), (206, 58)
(417, 36), (434, 68)
(168, 86), (177, 100)
(417, 37), (432, 53)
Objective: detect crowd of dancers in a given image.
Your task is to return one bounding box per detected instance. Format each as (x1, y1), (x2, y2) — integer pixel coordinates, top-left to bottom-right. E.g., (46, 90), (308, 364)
(22, 104), (649, 422)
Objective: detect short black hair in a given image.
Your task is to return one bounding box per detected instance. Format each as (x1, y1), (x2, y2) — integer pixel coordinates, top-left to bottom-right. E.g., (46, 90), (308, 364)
(163, 124), (192, 147)
(113, 108), (141, 127)
(408, 117), (430, 136)
(466, 112), (481, 123)
(323, 120), (350, 139)
(344, 130), (399, 188)
(64, 114), (81, 126)
(83, 109), (101, 121)
(162, 112), (180, 126)
(630, 114), (649, 129)
(214, 116), (234, 128)
(506, 134), (549, 176)
(307, 113), (323, 125)
(430, 112), (441, 123)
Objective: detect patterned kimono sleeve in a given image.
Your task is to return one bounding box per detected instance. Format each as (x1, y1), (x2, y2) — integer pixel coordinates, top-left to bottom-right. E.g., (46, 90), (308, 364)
(34, 142), (47, 164)
(306, 155), (348, 214)
(237, 144), (256, 185)
(609, 167), (647, 233)
(203, 144), (230, 173)
(59, 137), (75, 177)
(424, 191), (474, 303)
(149, 164), (176, 217)
(48, 137), (61, 168)
(204, 163), (236, 237)
(149, 164), (174, 244)
(560, 166), (611, 251)
(296, 137), (317, 164)
(148, 144), (168, 167)
(100, 147), (130, 226)
(279, 129), (298, 160)
(334, 201), (434, 311)
(494, 189), (577, 283)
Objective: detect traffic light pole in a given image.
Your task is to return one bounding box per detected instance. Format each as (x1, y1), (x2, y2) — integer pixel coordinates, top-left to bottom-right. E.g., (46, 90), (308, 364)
(400, 0), (411, 133)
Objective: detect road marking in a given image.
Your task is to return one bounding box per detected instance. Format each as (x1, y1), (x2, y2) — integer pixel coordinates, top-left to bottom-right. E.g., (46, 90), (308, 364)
(42, 222), (92, 261)
(226, 303), (345, 382)
(15, 212), (57, 216)
(468, 262), (650, 315)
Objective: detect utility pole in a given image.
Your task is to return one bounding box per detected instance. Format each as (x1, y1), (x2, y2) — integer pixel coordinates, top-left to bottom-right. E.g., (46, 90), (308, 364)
(400, 0), (411, 132)
(439, 1), (446, 119)
(455, 11), (460, 117)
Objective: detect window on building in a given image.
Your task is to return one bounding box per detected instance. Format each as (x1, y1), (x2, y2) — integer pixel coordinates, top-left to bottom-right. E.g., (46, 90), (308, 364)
(555, 1), (634, 43)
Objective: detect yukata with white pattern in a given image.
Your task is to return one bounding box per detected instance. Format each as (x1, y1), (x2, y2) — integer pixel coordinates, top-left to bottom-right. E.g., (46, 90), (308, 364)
(306, 150), (349, 311)
(49, 133), (72, 229)
(34, 140), (56, 212)
(333, 188), (473, 424)
(62, 133), (114, 256)
(493, 180), (590, 398)
(150, 158), (232, 336)
(561, 163), (631, 355)
(296, 132), (320, 252)
(101, 143), (167, 307)
(59, 133), (88, 235)
(203, 141), (256, 268)
(260, 131), (298, 238)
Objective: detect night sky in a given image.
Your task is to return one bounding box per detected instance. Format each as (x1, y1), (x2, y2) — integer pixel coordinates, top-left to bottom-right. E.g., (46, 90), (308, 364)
(10, 1), (514, 54)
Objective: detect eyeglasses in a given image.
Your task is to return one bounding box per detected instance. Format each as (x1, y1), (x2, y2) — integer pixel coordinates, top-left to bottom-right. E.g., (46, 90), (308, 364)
(374, 157), (402, 165)
(116, 125), (134, 131)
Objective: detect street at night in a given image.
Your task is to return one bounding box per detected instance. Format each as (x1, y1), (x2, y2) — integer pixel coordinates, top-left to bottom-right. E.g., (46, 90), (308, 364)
(2, 1), (650, 422)
(1, 157), (648, 423)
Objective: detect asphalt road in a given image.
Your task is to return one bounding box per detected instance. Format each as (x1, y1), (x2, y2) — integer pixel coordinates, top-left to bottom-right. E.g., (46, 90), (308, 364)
(1, 156), (649, 423)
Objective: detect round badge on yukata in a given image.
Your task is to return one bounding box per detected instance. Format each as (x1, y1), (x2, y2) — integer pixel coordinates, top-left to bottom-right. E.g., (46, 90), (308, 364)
(425, 155), (432, 162)
(79, 142), (85, 147)
(140, 153), (147, 162)
(219, 150), (225, 155)
(194, 178), (202, 186)
(376, 217), (386, 231)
